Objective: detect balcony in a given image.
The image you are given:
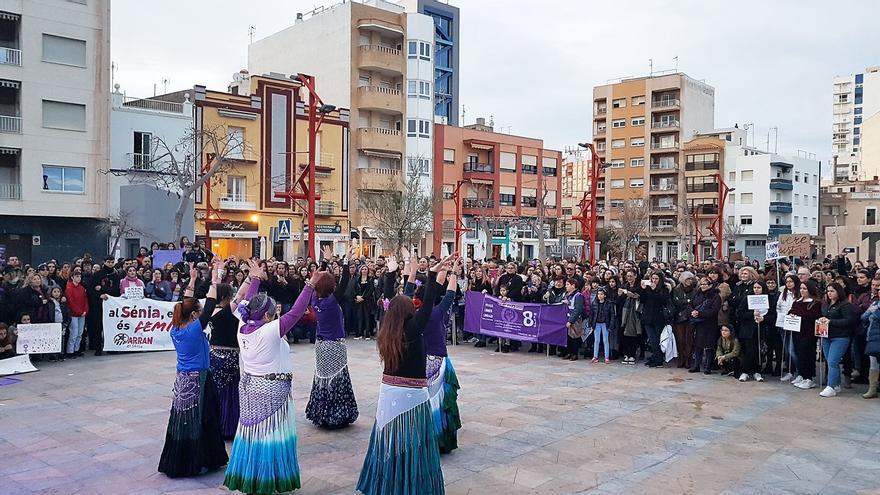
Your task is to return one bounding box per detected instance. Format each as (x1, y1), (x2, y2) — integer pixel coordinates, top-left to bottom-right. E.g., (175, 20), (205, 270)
(357, 85), (404, 114)
(595, 108), (607, 118)
(219, 194), (256, 211)
(595, 127), (606, 137)
(357, 18), (404, 36)
(686, 183), (719, 193)
(769, 178), (793, 190)
(127, 153), (152, 170)
(769, 201), (793, 213)
(358, 44), (404, 75)
(692, 204), (719, 216)
(463, 198), (494, 209)
(0, 115), (20, 134)
(357, 127), (402, 152)
(650, 223), (677, 232)
(685, 161), (720, 171)
(314, 200), (337, 216)
(650, 141), (679, 152)
(0, 182), (19, 200)
(357, 166), (402, 191)
(650, 204), (676, 215)
(652, 98), (680, 109)
(650, 120), (680, 130)
(650, 162), (678, 172)
(769, 224), (793, 236)
(463, 162), (495, 175)
(0, 47), (20, 67)
(649, 183), (677, 193)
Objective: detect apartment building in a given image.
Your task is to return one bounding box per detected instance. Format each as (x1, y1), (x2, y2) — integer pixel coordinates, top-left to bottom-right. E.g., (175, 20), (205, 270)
(192, 73), (350, 260)
(248, 0), (436, 249)
(819, 179), (880, 258)
(108, 87), (194, 256)
(399, 0), (459, 125)
(0, 0), (110, 264)
(831, 67), (880, 182)
(592, 73), (714, 261)
(558, 153), (590, 257)
(433, 120), (562, 261)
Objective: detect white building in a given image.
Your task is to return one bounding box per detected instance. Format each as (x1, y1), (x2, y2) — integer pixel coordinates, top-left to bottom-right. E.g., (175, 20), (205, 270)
(0, 0), (110, 264)
(832, 67), (880, 182)
(404, 13), (434, 193)
(109, 87), (194, 257)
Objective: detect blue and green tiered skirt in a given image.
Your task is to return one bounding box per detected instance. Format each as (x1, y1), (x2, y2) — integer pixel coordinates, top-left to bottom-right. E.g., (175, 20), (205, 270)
(427, 355), (461, 454)
(223, 373), (300, 494)
(356, 377), (445, 495)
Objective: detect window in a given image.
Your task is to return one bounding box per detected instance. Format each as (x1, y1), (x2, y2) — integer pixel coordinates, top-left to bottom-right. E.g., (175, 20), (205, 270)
(408, 41), (417, 58)
(132, 131), (151, 168)
(521, 187), (537, 207)
(794, 216), (799, 227)
(729, 193), (735, 204)
(813, 174), (818, 183)
(630, 178), (644, 188)
(42, 100), (86, 131)
(795, 172), (800, 182)
(740, 193), (753, 204)
(812, 217), (817, 228)
(630, 137), (645, 147)
(610, 200), (624, 209)
(610, 179), (625, 189)
(545, 190), (557, 208)
(42, 165), (84, 193)
(442, 184), (454, 200)
(803, 174), (809, 184)
(227, 126), (245, 159)
(631, 96), (645, 106)
(407, 41), (431, 60)
(729, 171), (735, 182)
(419, 41), (431, 60)
(522, 155), (537, 174)
(612, 119), (626, 128)
(631, 158), (645, 167)
(500, 151), (516, 171)
(631, 117), (645, 126)
(443, 148), (455, 163)
(740, 215), (753, 225)
(226, 175), (246, 201)
(499, 186), (516, 206)
(597, 181), (605, 190)
(741, 170), (753, 181)
(407, 157), (430, 176)
(407, 119), (431, 138)
(542, 156), (558, 176)
(868, 208), (877, 226)
(611, 139), (625, 149)
(42, 34), (87, 67)
(358, 74), (371, 87)
(812, 196), (817, 206)
(406, 80), (430, 98)
(794, 193), (800, 205)
(612, 98), (625, 108)
(609, 159), (625, 168)
(596, 141), (606, 151)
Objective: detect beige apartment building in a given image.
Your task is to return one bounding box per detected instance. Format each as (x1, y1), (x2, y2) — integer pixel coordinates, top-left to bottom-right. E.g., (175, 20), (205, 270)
(592, 73), (714, 260)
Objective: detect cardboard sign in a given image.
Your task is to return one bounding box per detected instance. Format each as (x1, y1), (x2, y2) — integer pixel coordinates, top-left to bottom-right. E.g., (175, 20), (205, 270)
(0, 355), (38, 376)
(124, 286), (145, 299)
(765, 241), (781, 260)
(779, 234), (810, 258)
(16, 323), (63, 354)
(815, 319), (829, 338)
(782, 314), (801, 332)
(748, 295), (770, 311)
(729, 251), (744, 262)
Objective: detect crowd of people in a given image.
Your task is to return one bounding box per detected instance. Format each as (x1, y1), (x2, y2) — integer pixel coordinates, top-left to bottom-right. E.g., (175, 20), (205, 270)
(2, 238), (879, 493)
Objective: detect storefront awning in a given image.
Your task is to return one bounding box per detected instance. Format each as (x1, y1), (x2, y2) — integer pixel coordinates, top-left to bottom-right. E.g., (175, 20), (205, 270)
(469, 178), (494, 185)
(363, 150), (402, 159)
(210, 231), (259, 239)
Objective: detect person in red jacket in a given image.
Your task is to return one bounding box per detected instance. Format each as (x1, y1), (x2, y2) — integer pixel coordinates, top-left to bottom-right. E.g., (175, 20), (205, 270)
(64, 271), (89, 358)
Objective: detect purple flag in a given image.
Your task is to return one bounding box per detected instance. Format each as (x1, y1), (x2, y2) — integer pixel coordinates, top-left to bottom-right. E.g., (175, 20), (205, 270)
(464, 291), (568, 346)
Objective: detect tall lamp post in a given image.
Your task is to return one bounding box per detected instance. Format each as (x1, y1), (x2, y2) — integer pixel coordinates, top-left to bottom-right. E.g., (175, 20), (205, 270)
(707, 173), (733, 260)
(273, 73), (336, 260)
(572, 142), (606, 264)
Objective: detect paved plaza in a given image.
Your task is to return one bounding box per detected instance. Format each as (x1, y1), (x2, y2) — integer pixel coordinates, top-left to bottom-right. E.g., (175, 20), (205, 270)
(2, 341), (880, 495)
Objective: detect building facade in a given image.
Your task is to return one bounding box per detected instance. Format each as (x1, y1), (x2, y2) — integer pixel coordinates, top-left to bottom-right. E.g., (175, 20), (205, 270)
(592, 73), (715, 261)
(432, 120), (562, 261)
(832, 67), (880, 182)
(559, 153), (590, 257)
(0, 0), (110, 264)
(109, 87), (194, 257)
(819, 179), (880, 259)
(193, 73), (350, 261)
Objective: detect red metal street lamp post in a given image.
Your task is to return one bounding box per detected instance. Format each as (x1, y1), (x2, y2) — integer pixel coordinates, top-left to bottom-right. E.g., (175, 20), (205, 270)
(572, 142), (605, 265)
(707, 173), (733, 260)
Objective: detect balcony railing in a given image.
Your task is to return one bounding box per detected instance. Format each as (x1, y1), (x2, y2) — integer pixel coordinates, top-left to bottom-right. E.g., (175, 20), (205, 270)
(358, 43), (401, 57)
(651, 120), (680, 129)
(685, 161), (720, 171)
(463, 162), (494, 174)
(596, 107), (607, 116)
(358, 85), (401, 97)
(651, 203), (676, 211)
(769, 178), (793, 190)
(692, 205), (719, 215)
(315, 200), (336, 216)
(0, 115), (21, 134)
(0, 47), (21, 67)
(651, 224), (676, 231)
(463, 199), (494, 208)
(122, 97), (184, 114)
(650, 162), (678, 171)
(0, 183), (20, 200)
(686, 183), (719, 193)
(128, 153), (152, 170)
(218, 194), (257, 211)
(651, 141), (679, 150)
(649, 183), (677, 192)
(652, 98), (680, 108)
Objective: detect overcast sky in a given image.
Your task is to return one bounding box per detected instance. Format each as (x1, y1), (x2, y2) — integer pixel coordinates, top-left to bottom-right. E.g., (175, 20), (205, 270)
(112, 0), (880, 174)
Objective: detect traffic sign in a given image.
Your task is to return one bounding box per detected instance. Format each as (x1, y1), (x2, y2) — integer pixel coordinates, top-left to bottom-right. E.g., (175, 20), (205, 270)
(711, 241), (719, 249)
(277, 219), (291, 241)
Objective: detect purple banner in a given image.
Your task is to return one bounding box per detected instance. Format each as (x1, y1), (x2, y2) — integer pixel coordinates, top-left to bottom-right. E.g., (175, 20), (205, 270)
(464, 291), (568, 346)
(152, 249), (183, 270)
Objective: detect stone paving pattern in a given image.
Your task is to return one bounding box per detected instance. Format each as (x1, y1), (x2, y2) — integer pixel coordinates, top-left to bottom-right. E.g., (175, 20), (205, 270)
(2, 341), (879, 495)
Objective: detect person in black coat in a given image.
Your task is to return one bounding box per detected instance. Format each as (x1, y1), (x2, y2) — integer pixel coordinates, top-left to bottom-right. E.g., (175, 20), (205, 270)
(640, 271), (671, 368)
(352, 265), (377, 339)
(734, 281), (775, 382)
(689, 277), (721, 373)
(86, 256), (120, 356)
(15, 274), (49, 323)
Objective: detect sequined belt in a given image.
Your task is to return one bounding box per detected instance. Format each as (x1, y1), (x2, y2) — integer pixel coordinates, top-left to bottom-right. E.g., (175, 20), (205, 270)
(382, 374), (427, 388)
(244, 372), (293, 381)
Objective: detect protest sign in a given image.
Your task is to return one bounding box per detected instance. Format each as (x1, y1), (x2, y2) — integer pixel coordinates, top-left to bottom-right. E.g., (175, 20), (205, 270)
(102, 296), (177, 351)
(0, 355), (38, 376)
(152, 249), (183, 270)
(779, 234), (810, 258)
(747, 295), (769, 311)
(16, 323), (62, 354)
(463, 291), (567, 346)
(124, 286), (145, 299)
(815, 319), (829, 338)
(782, 314), (801, 332)
(765, 241), (781, 260)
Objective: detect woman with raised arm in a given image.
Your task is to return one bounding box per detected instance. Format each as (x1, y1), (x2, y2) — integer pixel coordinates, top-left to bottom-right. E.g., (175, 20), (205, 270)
(158, 260), (228, 478)
(304, 244), (360, 429)
(223, 259), (311, 494)
(356, 254), (452, 495)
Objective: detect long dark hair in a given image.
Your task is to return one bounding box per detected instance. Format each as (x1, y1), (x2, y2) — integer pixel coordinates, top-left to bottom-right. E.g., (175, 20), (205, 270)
(781, 274), (800, 301)
(377, 295), (414, 373)
(216, 283), (233, 307)
(171, 298), (200, 328)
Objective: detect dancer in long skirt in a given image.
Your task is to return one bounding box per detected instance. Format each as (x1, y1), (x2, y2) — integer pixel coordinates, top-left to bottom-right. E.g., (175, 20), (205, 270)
(422, 259), (462, 454)
(304, 244), (359, 429)
(158, 261), (228, 478)
(223, 260), (309, 494)
(208, 280), (252, 438)
(356, 254), (454, 495)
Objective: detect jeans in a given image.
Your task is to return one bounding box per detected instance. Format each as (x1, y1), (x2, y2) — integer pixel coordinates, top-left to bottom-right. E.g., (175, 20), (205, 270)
(593, 322), (609, 359)
(692, 347), (712, 372)
(822, 337), (850, 388)
(68, 316), (85, 354)
(643, 323), (662, 365)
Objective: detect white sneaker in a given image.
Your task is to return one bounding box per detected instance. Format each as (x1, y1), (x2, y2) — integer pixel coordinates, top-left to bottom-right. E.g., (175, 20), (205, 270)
(791, 375), (805, 386)
(739, 373), (749, 382)
(780, 373), (793, 382)
(754, 373), (764, 382)
(819, 386), (837, 397)
(795, 378), (816, 389)
(834, 385), (841, 393)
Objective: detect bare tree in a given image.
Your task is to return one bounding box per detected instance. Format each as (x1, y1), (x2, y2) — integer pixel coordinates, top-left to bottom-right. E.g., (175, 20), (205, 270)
(722, 215), (744, 255)
(616, 199), (650, 260)
(111, 125), (247, 241)
(97, 209), (151, 256)
(360, 169), (435, 253)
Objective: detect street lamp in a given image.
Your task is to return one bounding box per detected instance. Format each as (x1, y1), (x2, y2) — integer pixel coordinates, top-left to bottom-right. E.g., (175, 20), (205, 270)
(572, 142), (607, 264)
(707, 173), (733, 259)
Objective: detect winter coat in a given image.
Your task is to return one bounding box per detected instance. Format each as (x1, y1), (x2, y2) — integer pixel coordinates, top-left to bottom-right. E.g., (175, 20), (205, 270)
(860, 298), (880, 354)
(144, 280), (173, 301)
(640, 284), (671, 326)
(15, 286), (49, 323)
(690, 287), (721, 349)
(64, 282), (89, 317)
(715, 336), (741, 361)
(734, 291), (775, 340)
(671, 284), (696, 324)
(588, 298), (618, 333)
(46, 298), (71, 326)
(776, 290), (797, 329)
(821, 300), (857, 340)
(620, 283), (643, 338)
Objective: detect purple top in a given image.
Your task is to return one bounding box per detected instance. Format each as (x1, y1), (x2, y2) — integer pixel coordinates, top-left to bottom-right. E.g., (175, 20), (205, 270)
(423, 288), (456, 357)
(312, 262), (352, 341)
(238, 277), (311, 338)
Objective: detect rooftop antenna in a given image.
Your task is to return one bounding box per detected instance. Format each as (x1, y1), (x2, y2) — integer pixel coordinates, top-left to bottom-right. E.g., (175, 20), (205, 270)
(489, 115), (494, 128)
(461, 104), (466, 125)
(248, 25), (256, 44)
(111, 61), (117, 88)
(673, 56), (679, 72)
(649, 58), (653, 77)
(161, 77), (170, 94)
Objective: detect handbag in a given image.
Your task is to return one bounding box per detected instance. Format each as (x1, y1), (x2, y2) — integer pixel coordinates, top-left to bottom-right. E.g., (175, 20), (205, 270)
(568, 319), (584, 339)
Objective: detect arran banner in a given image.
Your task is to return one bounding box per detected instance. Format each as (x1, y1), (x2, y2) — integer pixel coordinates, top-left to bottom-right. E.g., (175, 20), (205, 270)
(464, 292), (568, 346)
(102, 296), (177, 351)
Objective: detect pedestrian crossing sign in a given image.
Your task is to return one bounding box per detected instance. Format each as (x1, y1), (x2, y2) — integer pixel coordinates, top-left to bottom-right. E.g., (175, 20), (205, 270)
(277, 219), (291, 241)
